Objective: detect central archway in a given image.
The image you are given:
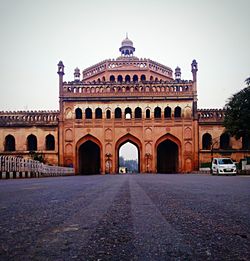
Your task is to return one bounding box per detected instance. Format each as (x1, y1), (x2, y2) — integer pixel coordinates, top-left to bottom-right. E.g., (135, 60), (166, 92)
(76, 135), (102, 175)
(156, 134), (181, 173)
(119, 142), (139, 173)
(115, 134), (142, 173)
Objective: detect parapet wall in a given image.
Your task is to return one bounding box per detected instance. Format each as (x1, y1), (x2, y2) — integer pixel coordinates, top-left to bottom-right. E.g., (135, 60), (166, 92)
(198, 109), (225, 123)
(0, 110), (59, 126)
(62, 81), (194, 99)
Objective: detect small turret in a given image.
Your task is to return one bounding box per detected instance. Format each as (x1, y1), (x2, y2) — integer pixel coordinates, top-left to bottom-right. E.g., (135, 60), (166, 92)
(191, 59), (198, 82)
(175, 66), (181, 80)
(57, 61), (64, 76)
(57, 61), (64, 97)
(74, 67), (80, 82)
(119, 33), (135, 56)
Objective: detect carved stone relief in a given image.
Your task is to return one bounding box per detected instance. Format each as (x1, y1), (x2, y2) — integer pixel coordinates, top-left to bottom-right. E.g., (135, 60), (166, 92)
(105, 128), (112, 141)
(184, 127), (192, 140)
(65, 129), (73, 141)
(65, 143), (73, 154)
(145, 128), (152, 140)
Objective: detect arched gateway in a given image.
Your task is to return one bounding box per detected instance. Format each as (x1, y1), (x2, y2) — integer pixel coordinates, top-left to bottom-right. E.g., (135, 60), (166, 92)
(157, 140), (178, 173)
(57, 36), (199, 174)
(115, 134), (142, 173)
(2, 37), (250, 174)
(76, 135), (102, 174)
(156, 135), (181, 173)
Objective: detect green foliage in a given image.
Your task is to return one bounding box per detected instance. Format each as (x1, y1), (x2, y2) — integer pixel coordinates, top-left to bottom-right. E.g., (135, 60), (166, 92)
(245, 77), (250, 87)
(224, 83), (250, 139)
(29, 151), (45, 163)
(200, 162), (211, 168)
(119, 156), (125, 166)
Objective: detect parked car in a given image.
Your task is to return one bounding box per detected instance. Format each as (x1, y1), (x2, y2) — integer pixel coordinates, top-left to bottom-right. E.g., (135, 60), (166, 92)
(211, 158), (237, 175)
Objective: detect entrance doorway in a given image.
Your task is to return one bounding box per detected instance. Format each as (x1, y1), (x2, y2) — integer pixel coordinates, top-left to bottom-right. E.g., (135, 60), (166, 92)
(157, 140), (178, 173)
(118, 141), (139, 173)
(79, 140), (100, 174)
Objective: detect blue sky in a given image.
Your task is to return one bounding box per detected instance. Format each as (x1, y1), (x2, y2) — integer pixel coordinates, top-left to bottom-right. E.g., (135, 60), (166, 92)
(0, 0), (249, 111)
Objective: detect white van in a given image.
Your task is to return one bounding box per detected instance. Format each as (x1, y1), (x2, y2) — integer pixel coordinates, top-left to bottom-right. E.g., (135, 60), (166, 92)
(211, 158), (237, 175)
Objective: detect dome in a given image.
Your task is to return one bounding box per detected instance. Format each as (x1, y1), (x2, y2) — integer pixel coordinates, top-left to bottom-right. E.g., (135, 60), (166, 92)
(74, 67), (80, 73)
(175, 66), (181, 73)
(121, 36), (133, 47)
(119, 34), (135, 56)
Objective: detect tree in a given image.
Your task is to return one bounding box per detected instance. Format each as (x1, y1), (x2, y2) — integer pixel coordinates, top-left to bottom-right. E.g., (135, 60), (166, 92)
(245, 77), (250, 87)
(29, 151), (45, 163)
(224, 79), (250, 140)
(119, 156), (125, 166)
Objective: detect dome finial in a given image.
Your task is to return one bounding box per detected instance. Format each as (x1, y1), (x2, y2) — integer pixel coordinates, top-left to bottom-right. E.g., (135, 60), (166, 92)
(119, 34), (135, 56)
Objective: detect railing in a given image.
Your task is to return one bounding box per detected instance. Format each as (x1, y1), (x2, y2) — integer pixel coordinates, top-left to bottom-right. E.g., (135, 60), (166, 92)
(63, 83), (193, 97)
(0, 155), (74, 179)
(241, 159), (250, 174)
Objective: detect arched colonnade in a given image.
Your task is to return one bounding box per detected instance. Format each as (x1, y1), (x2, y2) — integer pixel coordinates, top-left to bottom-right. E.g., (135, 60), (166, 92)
(74, 133), (183, 174)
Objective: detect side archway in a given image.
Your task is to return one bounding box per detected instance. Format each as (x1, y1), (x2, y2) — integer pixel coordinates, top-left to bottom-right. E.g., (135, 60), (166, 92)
(155, 134), (181, 173)
(115, 134), (142, 173)
(76, 135), (103, 175)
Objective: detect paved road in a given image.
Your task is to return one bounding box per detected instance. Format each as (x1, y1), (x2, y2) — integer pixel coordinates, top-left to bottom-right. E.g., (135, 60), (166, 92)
(0, 174), (249, 260)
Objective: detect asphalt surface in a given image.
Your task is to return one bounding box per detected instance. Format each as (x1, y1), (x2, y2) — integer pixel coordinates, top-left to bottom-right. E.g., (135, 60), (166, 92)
(0, 174), (249, 261)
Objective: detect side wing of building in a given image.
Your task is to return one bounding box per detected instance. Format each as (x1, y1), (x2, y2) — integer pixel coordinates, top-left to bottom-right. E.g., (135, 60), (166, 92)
(0, 111), (59, 165)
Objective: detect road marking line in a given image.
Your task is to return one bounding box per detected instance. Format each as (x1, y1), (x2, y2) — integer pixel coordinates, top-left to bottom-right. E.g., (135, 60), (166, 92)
(129, 177), (192, 259)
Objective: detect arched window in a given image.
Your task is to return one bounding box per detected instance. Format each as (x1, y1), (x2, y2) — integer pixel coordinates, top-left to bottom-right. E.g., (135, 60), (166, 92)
(125, 107), (132, 119)
(102, 76), (106, 82)
(135, 107), (142, 118)
(95, 108), (102, 119)
(117, 75), (123, 83)
(242, 134), (250, 150)
(141, 75), (146, 81)
(46, 134), (55, 151)
(150, 76), (154, 81)
(4, 135), (15, 151)
(154, 107), (161, 118)
(115, 108), (122, 119)
(125, 75), (131, 83)
(106, 109), (111, 119)
(174, 106), (181, 118)
(27, 134), (37, 151)
(164, 107), (171, 118)
(202, 133), (212, 150)
(85, 108), (92, 119)
(75, 108), (82, 119)
(110, 75), (115, 82)
(133, 75), (138, 82)
(220, 133), (230, 149)
(155, 77), (159, 82)
(146, 109), (150, 119)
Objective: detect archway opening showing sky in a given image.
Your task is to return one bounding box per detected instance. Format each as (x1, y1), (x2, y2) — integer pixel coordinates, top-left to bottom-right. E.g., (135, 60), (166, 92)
(119, 141), (139, 173)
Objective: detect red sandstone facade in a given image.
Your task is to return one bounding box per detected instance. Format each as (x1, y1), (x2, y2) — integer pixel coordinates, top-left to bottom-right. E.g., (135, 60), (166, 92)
(1, 37), (249, 174)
